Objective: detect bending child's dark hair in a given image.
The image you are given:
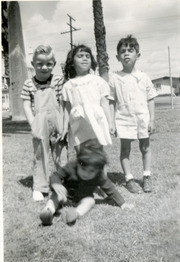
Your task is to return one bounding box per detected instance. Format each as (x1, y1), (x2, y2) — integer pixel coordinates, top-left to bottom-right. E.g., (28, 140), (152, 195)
(64, 44), (97, 80)
(117, 35), (140, 54)
(77, 146), (107, 170)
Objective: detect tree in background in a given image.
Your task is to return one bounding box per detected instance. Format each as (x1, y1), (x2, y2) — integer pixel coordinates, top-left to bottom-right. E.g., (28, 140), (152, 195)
(2, 1), (9, 82)
(92, 0), (109, 82)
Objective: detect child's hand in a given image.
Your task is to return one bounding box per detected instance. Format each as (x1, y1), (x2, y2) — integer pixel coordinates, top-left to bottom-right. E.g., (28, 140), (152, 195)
(30, 121), (44, 140)
(60, 129), (68, 141)
(148, 120), (155, 134)
(31, 130), (43, 140)
(109, 123), (117, 137)
(61, 207), (78, 225)
(51, 183), (67, 202)
(121, 203), (134, 210)
(55, 134), (62, 143)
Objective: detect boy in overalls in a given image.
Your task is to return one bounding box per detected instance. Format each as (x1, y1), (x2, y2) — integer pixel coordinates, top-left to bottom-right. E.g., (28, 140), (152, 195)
(21, 45), (67, 201)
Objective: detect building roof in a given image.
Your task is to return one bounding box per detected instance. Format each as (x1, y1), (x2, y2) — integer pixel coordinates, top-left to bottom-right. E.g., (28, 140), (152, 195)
(152, 76), (180, 82)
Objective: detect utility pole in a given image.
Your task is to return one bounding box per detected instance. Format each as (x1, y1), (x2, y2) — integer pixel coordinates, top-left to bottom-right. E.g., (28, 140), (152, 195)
(168, 46), (173, 109)
(61, 14), (81, 50)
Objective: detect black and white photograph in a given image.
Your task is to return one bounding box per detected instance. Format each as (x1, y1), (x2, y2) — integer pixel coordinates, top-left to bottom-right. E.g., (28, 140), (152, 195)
(1, 0), (180, 261)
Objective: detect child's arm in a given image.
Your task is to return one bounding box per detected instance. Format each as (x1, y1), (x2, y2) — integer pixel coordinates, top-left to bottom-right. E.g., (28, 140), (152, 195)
(109, 99), (116, 136)
(61, 101), (71, 140)
(100, 177), (125, 207)
(101, 96), (115, 134)
(50, 171), (67, 202)
(23, 100), (34, 126)
(148, 98), (155, 134)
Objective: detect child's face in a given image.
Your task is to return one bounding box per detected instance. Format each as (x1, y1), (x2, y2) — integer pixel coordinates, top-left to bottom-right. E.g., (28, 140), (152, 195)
(31, 53), (56, 81)
(73, 49), (91, 76)
(116, 44), (140, 69)
(77, 164), (99, 181)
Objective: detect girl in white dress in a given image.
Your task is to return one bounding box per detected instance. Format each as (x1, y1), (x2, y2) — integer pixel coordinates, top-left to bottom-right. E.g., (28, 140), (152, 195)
(61, 45), (112, 152)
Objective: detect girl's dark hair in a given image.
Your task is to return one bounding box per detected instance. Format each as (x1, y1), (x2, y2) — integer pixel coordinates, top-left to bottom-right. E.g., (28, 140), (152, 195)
(77, 147), (108, 171)
(64, 44), (97, 80)
(117, 35), (140, 54)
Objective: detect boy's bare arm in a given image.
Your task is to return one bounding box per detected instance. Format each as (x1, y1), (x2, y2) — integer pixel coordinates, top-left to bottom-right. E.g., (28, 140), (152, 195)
(23, 100), (34, 126)
(61, 101), (71, 140)
(101, 96), (114, 133)
(109, 100), (116, 135)
(148, 98), (155, 133)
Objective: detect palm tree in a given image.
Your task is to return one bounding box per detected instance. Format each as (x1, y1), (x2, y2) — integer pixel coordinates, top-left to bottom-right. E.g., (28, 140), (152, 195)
(2, 1), (9, 81)
(92, 0), (109, 82)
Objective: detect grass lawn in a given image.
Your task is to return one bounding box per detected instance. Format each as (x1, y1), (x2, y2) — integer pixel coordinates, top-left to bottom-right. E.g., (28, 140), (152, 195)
(2, 107), (180, 262)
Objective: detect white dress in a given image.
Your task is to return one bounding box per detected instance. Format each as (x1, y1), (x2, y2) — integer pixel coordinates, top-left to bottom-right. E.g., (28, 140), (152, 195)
(62, 74), (112, 146)
(109, 69), (158, 139)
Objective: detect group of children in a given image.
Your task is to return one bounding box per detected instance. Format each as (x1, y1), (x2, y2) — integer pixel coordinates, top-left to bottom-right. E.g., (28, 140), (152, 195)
(21, 35), (157, 226)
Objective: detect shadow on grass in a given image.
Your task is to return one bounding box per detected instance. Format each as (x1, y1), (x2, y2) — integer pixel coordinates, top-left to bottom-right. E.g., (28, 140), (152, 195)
(95, 197), (124, 206)
(2, 117), (31, 134)
(108, 172), (144, 190)
(19, 175), (33, 188)
(135, 178), (143, 187)
(108, 172), (125, 185)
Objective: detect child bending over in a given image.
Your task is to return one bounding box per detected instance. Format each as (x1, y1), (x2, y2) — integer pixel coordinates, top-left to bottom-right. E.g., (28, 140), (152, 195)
(40, 147), (129, 226)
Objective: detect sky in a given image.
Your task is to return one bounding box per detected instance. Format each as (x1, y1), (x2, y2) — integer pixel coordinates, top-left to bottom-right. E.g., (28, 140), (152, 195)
(18, 0), (180, 79)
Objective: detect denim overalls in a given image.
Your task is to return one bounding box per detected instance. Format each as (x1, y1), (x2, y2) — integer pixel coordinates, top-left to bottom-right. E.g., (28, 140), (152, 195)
(31, 76), (67, 193)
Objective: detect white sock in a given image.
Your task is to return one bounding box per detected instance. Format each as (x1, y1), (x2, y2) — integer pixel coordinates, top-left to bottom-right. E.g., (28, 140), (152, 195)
(125, 174), (134, 182)
(46, 199), (56, 214)
(33, 191), (44, 201)
(143, 171), (151, 177)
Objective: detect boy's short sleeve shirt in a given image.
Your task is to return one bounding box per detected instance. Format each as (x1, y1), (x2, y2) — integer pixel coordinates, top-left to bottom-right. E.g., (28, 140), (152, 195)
(108, 70), (157, 103)
(108, 69), (158, 139)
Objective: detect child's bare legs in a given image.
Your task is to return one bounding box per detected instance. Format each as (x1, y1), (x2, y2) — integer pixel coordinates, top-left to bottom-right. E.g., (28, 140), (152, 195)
(40, 192), (64, 225)
(76, 197), (95, 216)
(120, 139), (132, 180)
(61, 197), (95, 224)
(139, 138), (152, 192)
(120, 139), (142, 193)
(139, 138), (151, 171)
(40, 194), (95, 225)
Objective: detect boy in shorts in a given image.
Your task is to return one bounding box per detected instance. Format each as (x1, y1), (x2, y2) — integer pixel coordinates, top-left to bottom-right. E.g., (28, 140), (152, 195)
(109, 35), (158, 193)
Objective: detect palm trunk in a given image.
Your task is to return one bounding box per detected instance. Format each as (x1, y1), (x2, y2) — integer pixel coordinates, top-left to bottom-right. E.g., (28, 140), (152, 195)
(2, 1), (9, 78)
(92, 0), (109, 82)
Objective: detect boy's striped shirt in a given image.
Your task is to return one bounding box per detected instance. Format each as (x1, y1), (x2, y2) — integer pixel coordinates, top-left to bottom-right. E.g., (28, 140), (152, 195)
(21, 74), (64, 107)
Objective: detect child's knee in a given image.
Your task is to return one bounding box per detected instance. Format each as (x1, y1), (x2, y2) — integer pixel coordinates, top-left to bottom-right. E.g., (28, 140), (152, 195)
(120, 148), (131, 159)
(140, 145), (151, 155)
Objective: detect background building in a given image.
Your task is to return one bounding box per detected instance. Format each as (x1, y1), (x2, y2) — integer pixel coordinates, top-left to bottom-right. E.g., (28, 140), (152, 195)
(152, 76), (180, 96)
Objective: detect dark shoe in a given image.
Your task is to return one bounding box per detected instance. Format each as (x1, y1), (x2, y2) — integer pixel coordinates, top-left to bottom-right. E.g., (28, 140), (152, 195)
(40, 208), (53, 226)
(143, 176), (152, 193)
(126, 179), (142, 194)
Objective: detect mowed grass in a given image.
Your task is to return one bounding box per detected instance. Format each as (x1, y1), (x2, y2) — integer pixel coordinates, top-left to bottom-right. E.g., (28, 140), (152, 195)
(2, 108), (180, 262)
